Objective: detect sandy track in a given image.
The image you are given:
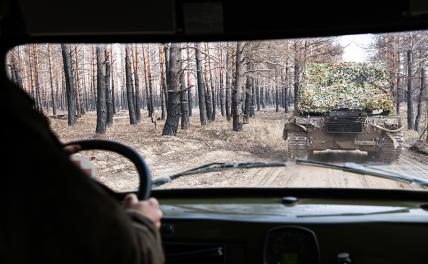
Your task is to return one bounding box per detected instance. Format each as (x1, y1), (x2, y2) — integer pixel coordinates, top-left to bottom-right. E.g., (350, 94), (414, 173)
(49, 109), (428, 192)
(163, 148), (428, 190)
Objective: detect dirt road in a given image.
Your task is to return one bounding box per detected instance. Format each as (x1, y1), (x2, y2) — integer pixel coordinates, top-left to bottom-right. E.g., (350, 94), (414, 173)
(49, 109), (428, 192)
(161, 149), (428, 190)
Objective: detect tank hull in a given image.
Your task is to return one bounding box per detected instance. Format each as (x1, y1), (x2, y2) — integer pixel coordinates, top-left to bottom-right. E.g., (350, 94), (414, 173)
(283, 113), (403, 162)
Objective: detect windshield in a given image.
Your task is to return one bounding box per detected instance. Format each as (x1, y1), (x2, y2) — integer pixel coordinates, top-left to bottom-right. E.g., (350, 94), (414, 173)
(6, 31), (428, 192)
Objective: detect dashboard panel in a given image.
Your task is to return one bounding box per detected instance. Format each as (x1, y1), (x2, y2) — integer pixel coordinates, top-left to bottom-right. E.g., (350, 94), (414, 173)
(155, 189), (428, 264)
(264, 226), (320, 264)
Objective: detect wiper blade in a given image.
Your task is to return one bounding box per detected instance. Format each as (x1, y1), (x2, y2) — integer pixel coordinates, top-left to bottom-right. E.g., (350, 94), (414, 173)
(153, 162), (286, 187)
(297, 208), (410, 218)
(296, 159), (428, 188)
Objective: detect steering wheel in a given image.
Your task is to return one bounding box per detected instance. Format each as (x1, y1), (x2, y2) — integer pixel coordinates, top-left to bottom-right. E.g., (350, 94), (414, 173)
(64, 139), (152, 200)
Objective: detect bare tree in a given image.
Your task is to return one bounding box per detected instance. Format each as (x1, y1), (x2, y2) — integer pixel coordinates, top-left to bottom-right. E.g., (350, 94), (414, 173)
(143, 46), (154, 118)
(95, 46), (107, 134)
(47, 45), (57, 116)
(206, 43), (216, 121)
(125, 46), (137, 124)
(111, 55), (117, 114)
(162, 44), (181, 136)
(132, 45), (142, 121)
(159, 45), (168, 120)
(180, 50), (190, 129)
(406, 34), (414, 129)
(414, 49), (426, 131)
(105, 49), (113, 126)
(225, 47), (231, 121)
(232, 42), (243, 131)
(186, 46), (193, 117)
(195, 43), (208, 125)
(60, 44), (77, 126)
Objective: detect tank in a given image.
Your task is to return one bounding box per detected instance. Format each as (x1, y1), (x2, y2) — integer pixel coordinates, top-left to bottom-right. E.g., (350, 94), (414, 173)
(283, 62), (403, 162)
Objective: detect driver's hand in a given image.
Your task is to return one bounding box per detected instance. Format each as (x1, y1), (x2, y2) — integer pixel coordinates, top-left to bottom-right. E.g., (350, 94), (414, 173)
(124, 194), (163, 229)
(63, 144), (81, 155)
(63, 144), (93, 177)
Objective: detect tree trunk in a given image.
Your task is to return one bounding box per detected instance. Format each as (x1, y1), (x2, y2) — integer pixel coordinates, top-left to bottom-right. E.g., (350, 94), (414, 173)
(47, 45), (56, 116)
(251, 82), (256, 117)
(73, 48), (85, 117)
(232, 42), (243, 131)
(180, 57), (190, 129)
(293, 42), (300, 113)
(105, 53), (113, 126)
(260, 84), (265, 109)
(91, 47), (97, 110)
(55, 77), (60, 112)
(225, 48), (231, 121)
(159, 45), (167, 120)
(395, 37), (401, 115)
(9, 50), (23, 91)
(125, 47), (137, 124)
(415, 67), (425, 131)
(396, 56), (401, 115)
(244, 62), (252, 119)
(162, 44), (181, 136)
(143, 47), (154, 118)
(203, 63), (213, 121)
(60, 44), (77, 126)
(111, 59), (117, 114)
(255, 78), (260, 112)
(406, 49), (413, 130)
(147, 48), (155, 118)
(275, 86), (279, 112)
(12, 63), (24, 90)
(206, 43), (216, 121)
(95, 47), (107, 134)
(81, 48), (89, 112)
(132, 45), (142, 121)
(186, 47), (193, 117)
(33, 45), (43, 112)
(60, 77), (65, 110)
(284, 66), (289, 113)
(195, 43), (208, 125)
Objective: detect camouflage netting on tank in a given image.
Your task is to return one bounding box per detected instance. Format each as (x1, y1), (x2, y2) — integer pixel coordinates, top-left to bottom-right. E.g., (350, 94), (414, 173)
(298, 62), (395, 114)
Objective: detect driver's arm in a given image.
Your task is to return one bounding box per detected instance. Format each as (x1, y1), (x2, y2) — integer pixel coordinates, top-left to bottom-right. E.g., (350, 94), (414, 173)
(2, 79), (165, 264)
(124, 195), (164, 264)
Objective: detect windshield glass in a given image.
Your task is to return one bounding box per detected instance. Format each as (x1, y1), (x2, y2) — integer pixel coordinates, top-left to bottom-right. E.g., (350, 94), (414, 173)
(6, 31), (428, 191)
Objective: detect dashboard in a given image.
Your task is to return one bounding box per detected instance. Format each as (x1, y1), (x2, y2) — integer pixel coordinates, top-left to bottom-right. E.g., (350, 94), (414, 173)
(155, 188), (428, 264)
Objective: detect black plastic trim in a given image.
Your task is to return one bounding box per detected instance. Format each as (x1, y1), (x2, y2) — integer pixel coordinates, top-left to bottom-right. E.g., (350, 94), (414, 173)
(150, 187), (428, 201)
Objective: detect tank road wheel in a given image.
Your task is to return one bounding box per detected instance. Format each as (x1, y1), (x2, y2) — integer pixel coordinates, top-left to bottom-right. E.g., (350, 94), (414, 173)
(287, 132), (310, 160)
(378, 132), (403, 163)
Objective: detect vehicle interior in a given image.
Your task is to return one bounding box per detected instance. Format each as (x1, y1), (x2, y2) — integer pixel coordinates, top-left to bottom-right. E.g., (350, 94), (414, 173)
(3, 0), (428, 263)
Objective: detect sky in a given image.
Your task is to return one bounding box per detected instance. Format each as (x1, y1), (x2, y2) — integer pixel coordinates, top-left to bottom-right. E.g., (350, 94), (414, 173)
(339, 34), (374, 62)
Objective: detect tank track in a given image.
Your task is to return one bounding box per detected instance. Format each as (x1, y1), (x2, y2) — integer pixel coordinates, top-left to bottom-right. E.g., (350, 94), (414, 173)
(287, 132), (310, 159)
(377, 131), (403, 163)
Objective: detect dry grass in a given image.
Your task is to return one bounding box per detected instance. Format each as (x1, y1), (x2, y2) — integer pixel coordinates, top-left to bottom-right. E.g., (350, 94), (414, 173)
(50, 106), (427, 191)
(50, 108), (290, 191)
(397, 104), (427, 144)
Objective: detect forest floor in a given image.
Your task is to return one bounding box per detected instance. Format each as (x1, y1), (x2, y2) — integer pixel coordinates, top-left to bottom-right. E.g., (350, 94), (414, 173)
(49, 108), (428, 192)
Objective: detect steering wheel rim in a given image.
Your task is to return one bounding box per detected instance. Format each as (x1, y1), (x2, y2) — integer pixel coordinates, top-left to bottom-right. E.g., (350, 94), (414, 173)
(64, 139), (152, 200)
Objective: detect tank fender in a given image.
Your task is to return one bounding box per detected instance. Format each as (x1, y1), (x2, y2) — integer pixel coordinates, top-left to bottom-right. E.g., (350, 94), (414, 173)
(385, 132), (400, 149)
(283, 122), (307, 140)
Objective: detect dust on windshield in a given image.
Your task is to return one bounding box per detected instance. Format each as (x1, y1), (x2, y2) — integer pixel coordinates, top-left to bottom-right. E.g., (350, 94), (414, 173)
(5, 31), (428, 191)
